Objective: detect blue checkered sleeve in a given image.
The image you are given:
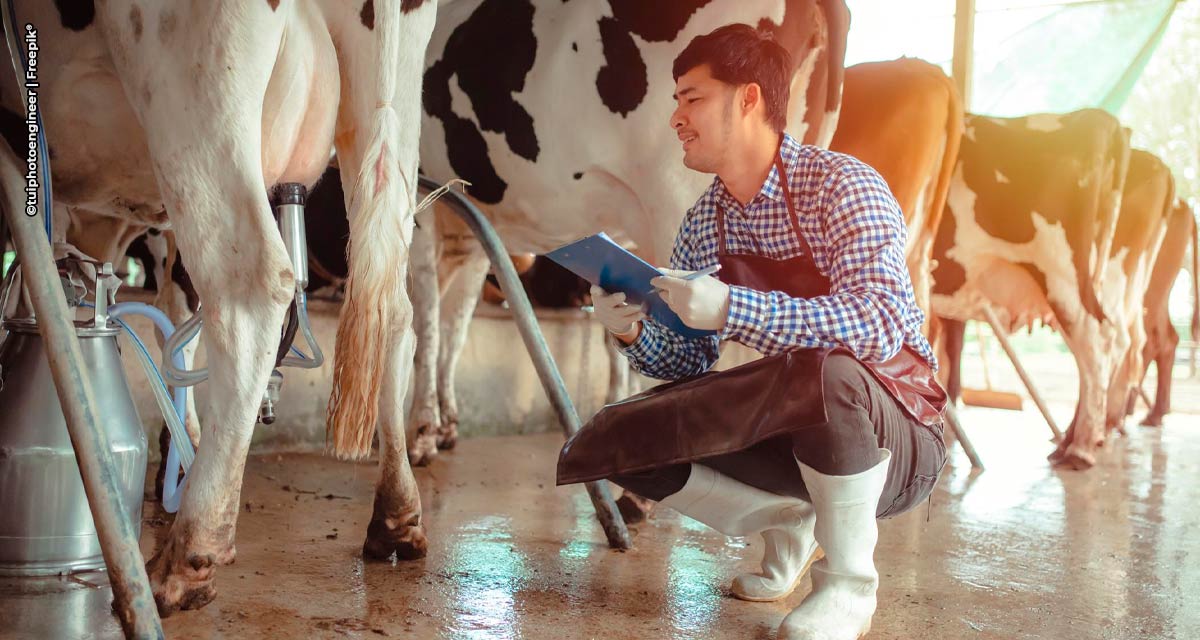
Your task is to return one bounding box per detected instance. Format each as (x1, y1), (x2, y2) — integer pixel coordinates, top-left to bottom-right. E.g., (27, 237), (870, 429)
(721, 163), (919, 362)
(619, 212), (721, 380)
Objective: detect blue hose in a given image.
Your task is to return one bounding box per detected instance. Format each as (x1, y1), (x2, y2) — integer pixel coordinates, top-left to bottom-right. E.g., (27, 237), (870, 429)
(3, 0), (52, 241)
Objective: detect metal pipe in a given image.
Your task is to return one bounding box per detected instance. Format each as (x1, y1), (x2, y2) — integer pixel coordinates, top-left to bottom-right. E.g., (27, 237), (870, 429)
(981, 306), (1064, 442)
(2, 178), (163, 638)
(419, 176), (631, 551)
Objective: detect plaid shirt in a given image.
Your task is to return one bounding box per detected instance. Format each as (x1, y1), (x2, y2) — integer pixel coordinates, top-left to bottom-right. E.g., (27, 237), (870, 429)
(621, 134), (936, 380)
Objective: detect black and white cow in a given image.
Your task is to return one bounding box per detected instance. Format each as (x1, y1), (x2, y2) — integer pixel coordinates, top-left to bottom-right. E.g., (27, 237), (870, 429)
(0, 0), (437, 615)
(931, 110), (1134, 470)
(409, 0), (851, 464)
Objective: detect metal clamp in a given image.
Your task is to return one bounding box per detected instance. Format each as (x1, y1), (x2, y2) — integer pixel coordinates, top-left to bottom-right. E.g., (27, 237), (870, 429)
(93, 262), (121, 328)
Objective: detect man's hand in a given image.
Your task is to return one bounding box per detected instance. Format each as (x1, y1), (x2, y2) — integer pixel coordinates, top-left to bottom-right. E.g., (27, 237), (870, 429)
(590, 285), (645, 341)
(651, 269), (730, 331)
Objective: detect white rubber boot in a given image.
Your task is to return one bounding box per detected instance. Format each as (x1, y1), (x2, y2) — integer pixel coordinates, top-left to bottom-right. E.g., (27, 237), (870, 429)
(659, 464), (820, 601)
(778, 449), (891, 640)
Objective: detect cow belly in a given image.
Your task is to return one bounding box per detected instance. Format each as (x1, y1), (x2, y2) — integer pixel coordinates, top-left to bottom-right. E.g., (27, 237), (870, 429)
(260, 5), (340, 188)
(933, 257), (1054, 332)
(40, 44), (162, 214)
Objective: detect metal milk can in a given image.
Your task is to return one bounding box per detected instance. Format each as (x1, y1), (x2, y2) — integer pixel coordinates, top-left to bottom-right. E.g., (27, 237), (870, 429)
(0, 306), (148, 575)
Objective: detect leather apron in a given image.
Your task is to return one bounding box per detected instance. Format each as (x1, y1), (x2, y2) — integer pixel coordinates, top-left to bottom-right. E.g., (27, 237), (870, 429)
(557, 153), (947, 486)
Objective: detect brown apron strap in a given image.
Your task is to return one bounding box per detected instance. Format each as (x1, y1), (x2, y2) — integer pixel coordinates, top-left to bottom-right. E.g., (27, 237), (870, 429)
(773, 152), (816, 260)
(715, 198), (728, 257)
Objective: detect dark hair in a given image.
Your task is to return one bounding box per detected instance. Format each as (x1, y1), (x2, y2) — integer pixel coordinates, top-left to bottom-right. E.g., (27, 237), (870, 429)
(672, 24), (792, 133)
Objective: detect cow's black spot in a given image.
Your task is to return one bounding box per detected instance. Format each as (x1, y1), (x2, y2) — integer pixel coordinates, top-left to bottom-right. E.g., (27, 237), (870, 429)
(53, 0), (95, 31)
(606, 0), (711, 43)
(171, 250), (200, 313)
(360, 0), (374, 30)
(571, 42), (577, 52)
(423, 0), (539, 204)
(573, 172), (583, 180)
(594, 0), (712, 116)
(401, 0), (428, 13)
(596, 17), (646, 117)
(931, 200), (965, 297)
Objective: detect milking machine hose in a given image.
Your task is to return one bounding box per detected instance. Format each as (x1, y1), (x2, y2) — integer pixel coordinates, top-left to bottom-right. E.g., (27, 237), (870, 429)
(161, 286), (324, 387)
(280, 289), (324, 368)
(1, 0), (52, 241)
(83, 301), (196, 512)
(417, 176), (632, 550)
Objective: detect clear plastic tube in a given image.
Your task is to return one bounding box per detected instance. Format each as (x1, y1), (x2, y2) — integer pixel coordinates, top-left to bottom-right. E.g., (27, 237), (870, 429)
(109, 302), (197, 513)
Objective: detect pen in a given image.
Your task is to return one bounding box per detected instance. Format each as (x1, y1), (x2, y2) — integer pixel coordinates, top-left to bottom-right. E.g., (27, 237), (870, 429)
(648, 264), (722, 294)
(679, 264), (722, 280)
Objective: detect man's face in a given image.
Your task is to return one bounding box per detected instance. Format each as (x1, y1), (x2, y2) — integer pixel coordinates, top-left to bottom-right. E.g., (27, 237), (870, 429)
(670, 64), (736, 174)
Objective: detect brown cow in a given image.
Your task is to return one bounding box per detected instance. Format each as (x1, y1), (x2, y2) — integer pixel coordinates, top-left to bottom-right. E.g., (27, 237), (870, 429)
(830, 57), (963, 321)
(1102, 149), (1174, 433)
(1139, 199), (1199, 426)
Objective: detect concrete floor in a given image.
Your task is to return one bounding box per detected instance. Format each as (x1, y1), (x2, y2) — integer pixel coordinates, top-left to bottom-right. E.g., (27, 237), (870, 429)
(2, 400), (1198, 640)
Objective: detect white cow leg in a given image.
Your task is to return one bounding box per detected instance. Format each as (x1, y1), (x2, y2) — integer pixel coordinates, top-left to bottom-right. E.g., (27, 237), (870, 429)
(111, 2), (296, 613)
(435, 248), (490, 451)
(406, 209), (441, 466)
(1105, 346), (1135, 436)
(143, 222), (294, 616)
(1050, 315), (1113, 470)
(364, 322), (428, 560)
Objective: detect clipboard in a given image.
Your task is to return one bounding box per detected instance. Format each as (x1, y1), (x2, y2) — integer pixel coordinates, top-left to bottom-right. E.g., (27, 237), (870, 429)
(544, 232), (717, 339)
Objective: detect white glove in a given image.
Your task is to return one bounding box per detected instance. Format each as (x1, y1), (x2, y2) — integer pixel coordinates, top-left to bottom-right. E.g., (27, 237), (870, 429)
(651, 268), (731, 331)
(590, 285), (646, 336)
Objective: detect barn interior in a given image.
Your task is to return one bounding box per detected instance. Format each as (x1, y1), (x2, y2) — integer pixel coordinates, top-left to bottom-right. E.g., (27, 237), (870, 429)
(2, 1), (1198, 639)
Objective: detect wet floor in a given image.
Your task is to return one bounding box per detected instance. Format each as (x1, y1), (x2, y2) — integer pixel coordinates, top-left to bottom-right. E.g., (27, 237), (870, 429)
(2, 398), (1198, 640)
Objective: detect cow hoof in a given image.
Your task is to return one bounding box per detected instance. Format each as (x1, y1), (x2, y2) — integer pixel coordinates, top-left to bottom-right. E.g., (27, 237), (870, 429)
(1141, 414), (1164, 427)
(146, 539), (228, 617)
(363, 515), (427, 561)
(616, 492), (657, 525)
(435, 421), (458, 451)
(1048, 445), (1095, 471)
(407, 427), (439, 467)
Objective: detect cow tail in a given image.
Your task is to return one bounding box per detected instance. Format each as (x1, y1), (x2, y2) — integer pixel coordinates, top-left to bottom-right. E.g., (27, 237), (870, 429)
(327, 2), (411, 460)
(928, 67), (965, 246)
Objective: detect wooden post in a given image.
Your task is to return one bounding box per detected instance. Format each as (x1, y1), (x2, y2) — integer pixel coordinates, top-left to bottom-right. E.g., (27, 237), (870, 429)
(953, 0), (976, 110)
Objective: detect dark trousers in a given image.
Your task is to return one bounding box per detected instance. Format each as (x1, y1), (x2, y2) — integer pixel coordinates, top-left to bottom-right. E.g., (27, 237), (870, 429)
(611, 353), (947, 519)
